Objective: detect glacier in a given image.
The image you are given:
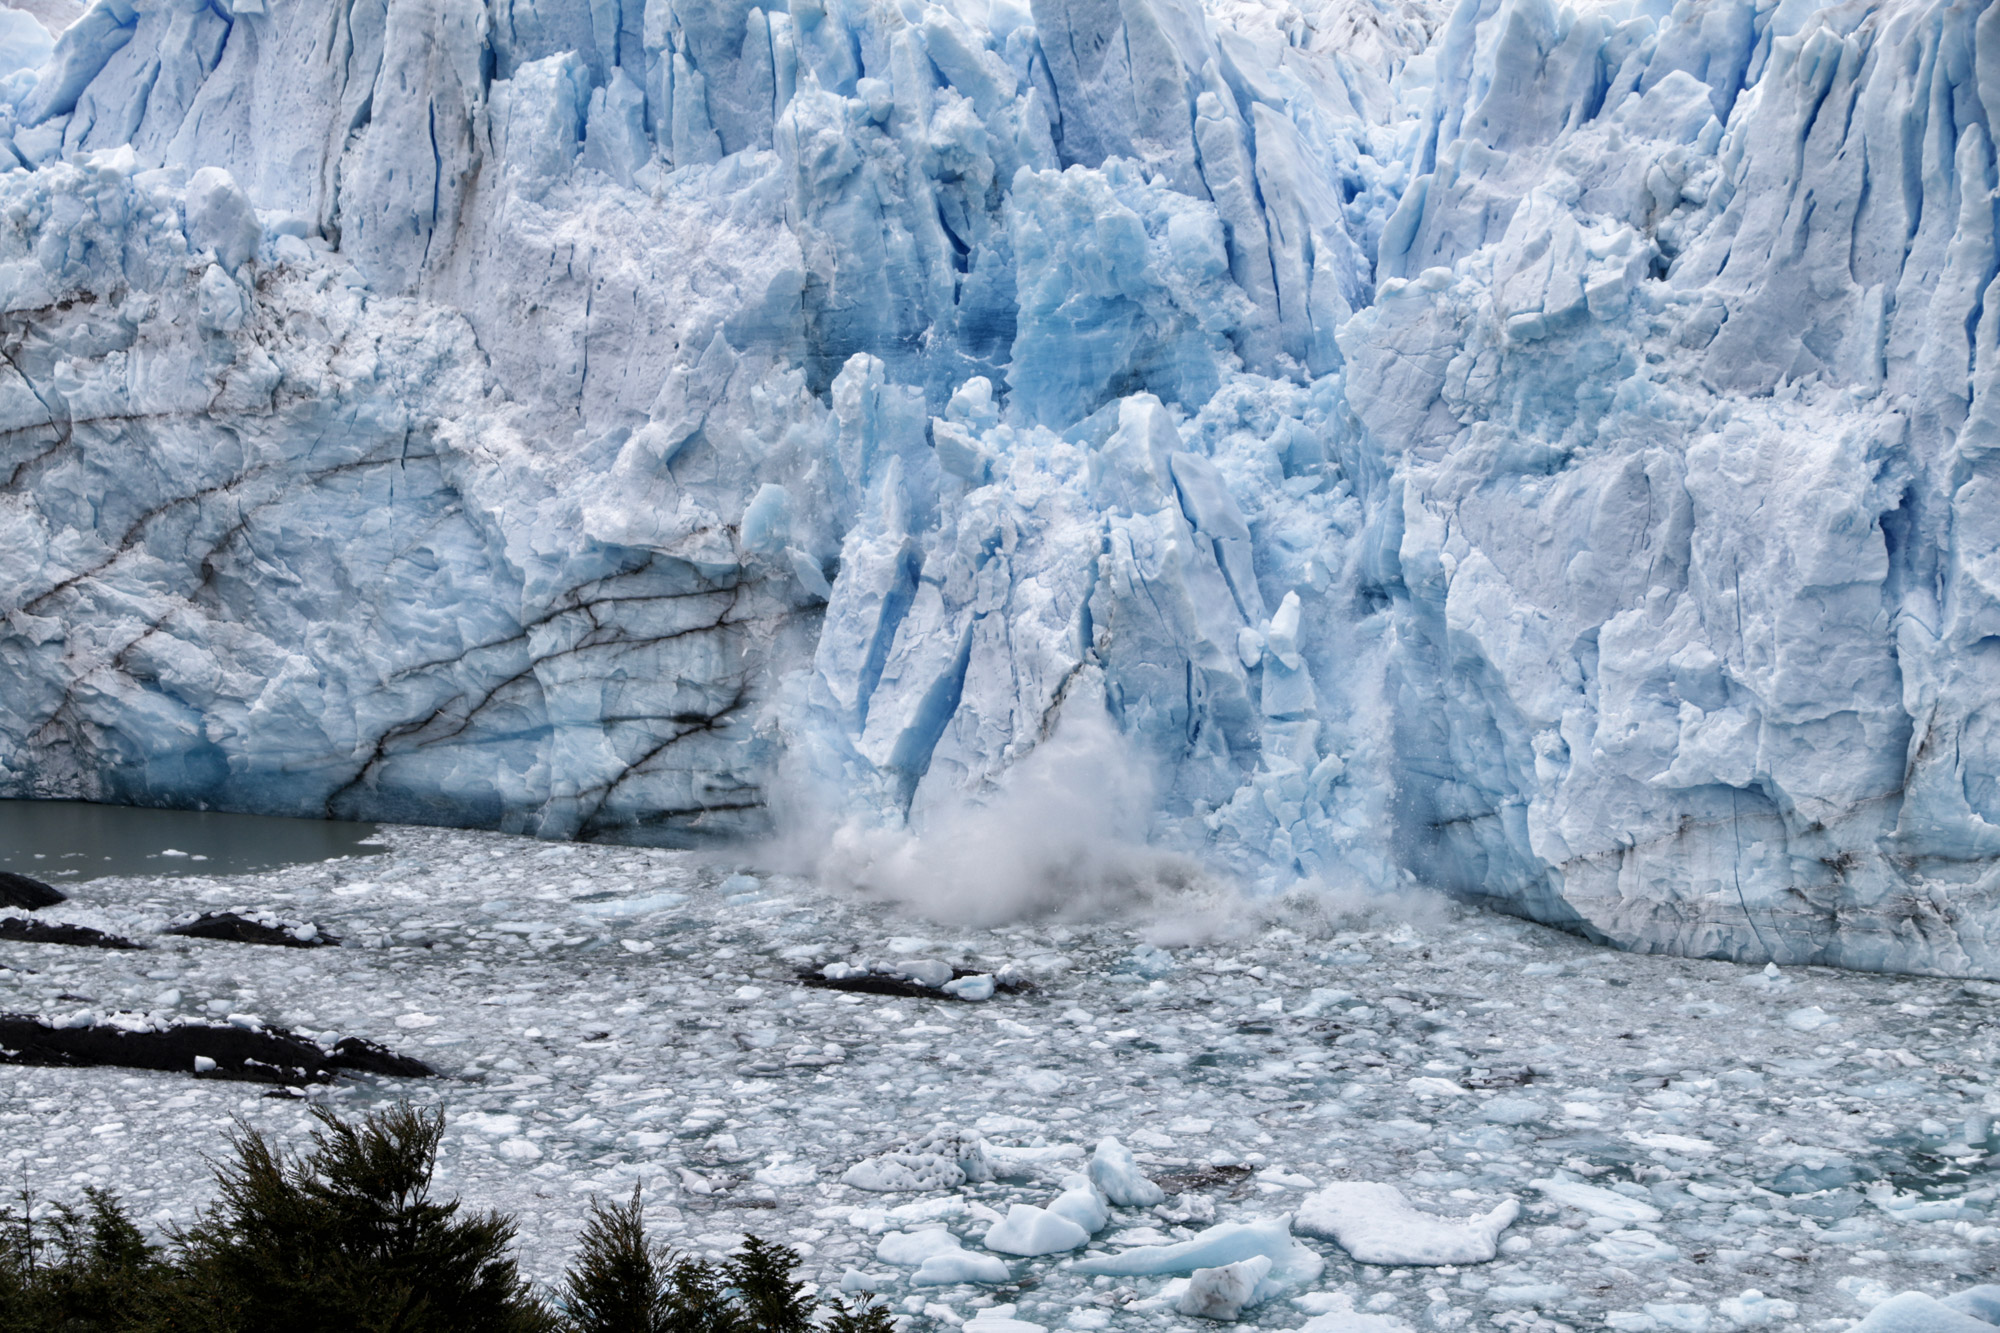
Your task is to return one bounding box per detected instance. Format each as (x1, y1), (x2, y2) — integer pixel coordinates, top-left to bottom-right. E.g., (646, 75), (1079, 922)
(1, 0), (1999, 976)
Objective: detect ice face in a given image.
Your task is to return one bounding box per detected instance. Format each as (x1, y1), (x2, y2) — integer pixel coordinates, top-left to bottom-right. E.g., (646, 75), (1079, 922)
(2, 0), (1999, 974)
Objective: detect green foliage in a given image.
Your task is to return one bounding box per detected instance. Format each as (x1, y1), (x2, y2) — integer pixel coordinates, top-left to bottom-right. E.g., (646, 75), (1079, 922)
(171, 1102), (554, 1333)
(723, 1236), (813, 1333)
(553, 1193), (831, 1333)
(559, 1188), (673, 1333)
(0, 1186), (178, 1331)
(821, 1294), (897, 1333)
(0, 1109), (906, 1333)
(661, 1252), (741, 1333)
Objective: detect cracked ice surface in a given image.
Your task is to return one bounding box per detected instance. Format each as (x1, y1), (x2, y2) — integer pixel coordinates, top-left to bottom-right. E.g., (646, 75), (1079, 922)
(2, 828), (1999, 1327)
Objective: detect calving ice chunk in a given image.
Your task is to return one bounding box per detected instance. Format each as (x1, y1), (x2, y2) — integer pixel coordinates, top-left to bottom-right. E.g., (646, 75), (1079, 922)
(0, 0), (1994, 972)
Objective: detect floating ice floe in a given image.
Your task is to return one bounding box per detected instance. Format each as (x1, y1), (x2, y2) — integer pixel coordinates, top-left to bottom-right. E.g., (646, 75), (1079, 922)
(1586, 1230), (1679, 1264)
(1046, 1175), (1110, 1234)
(1177, 1255), (1273, 1320)
(1847, 1286), (2000, 1332)
(1530, 1178), (1664, 1223)
(572, 891), (685, 918)
(982, 1204), (1089, 1257)
(1287, 1293), (1421, 1332)
(913, 1249), (1010, 1286)
(1291, 1314), (1416, 1333)
(809, 960), (1003, 1002)
(964, 1305), (1046, 1333)
(978, 1143), (1084, 1180)
(1293, 1183), (1518, 1265)
(1783, 1005), (1839, 1032)
(1714, 1291), (1799, 1327)
(1072, 1216), (1323, 1301)
(842, 1124), (993, 1191)
(876, 1227), (962, 1266)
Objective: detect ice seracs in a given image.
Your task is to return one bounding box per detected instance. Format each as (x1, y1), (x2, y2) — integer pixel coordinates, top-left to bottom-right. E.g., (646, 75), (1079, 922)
(3, 0), (2000, 971)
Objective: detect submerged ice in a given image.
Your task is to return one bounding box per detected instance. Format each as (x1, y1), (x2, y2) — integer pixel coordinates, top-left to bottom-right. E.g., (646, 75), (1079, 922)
(1, 0), (2000, 973)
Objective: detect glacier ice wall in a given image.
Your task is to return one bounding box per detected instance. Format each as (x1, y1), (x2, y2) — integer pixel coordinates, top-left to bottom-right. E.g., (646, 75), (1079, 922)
(4, 0), (2000, 975)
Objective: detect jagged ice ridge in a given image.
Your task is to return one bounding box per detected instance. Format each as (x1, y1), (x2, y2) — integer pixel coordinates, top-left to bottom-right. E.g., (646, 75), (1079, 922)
(1, 0), (1998, 976)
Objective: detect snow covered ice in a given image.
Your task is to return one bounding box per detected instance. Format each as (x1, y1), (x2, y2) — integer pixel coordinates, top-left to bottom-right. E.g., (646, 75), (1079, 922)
(2, 825), (1999, 1326)
(0, 0), (1998, 970)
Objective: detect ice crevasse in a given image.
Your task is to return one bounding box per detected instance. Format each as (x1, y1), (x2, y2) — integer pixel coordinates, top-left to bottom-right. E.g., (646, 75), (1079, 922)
(2, 0), (1999, 976)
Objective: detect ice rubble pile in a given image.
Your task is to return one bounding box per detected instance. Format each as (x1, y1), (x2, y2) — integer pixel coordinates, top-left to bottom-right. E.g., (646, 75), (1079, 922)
(4, 0), (2000, 971)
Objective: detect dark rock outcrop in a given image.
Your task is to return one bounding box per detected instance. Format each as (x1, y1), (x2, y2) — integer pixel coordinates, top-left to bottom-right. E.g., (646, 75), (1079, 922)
(0, 871), (64, 911)
(0, 916), (144, 949)
(164, 912), (337, 948)
(0, 1016), (434, 1084)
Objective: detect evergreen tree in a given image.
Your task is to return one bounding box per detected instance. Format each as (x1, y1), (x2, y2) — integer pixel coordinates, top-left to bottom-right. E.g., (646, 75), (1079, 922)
(172, 1102), (555, 1333)
(821, 1294), (897, 1333)
(723, 1237), (812, 1333)
(662, 1253), (740, 1333)
(0, 1186), (181, 1332)
(559, 1188), (671, 1333)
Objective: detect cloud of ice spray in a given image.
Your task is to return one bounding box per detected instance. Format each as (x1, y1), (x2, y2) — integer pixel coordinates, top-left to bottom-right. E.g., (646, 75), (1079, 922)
(764, 685), (1446, 935)
(805, 704), (1229, 926)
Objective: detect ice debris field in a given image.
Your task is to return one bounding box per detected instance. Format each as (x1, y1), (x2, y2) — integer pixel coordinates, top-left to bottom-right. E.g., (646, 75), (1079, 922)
(4, 827), (2000, 1329)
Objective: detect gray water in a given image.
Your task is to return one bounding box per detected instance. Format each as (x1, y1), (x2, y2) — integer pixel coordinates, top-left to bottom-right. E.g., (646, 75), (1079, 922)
(0, 801), (385, 881)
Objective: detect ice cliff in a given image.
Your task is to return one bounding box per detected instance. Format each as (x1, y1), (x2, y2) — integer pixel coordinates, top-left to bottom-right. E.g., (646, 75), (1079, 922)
(2, 0), (1999, 976)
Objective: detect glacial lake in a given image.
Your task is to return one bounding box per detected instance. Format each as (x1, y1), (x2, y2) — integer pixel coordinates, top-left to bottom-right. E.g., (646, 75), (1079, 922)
(0, 801), (385, 881)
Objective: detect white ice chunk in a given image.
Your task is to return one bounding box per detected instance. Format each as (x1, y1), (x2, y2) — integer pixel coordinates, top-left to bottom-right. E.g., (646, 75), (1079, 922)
(1531, 1178), (1664, 1223)
(1784, 1005), (1839, 1032)
(1087, 1137), (1164, 1206)
(576, 892), (686, 918)
(893, 959), (954, 988)
(912, 1250), (1010, 1285)
(845, 1125), (993, 1191)
(1177, 1256), (1273, 1320)
(985, 1143), (1083, 1178)
(1943, 1287), (2000, 1323)
(1849, 1293), (2000, 1332)
(1715, 1291), (1799, 1327)
(183, 168), (262, 271)
(1294, 1183), (1518, 1265)
(942, 974), (995, 1001)
(1073, 1217), (1323, 1300)
(1586, 1230), (1679, 1264)
(1047, 1175), (1110, 1234)
(1281, 1294), (1419, 1332)
(981, 1204), (1089, 1256)
(965, 1306), (1047, 1333)
(876, 1227), (963, 1266)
